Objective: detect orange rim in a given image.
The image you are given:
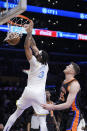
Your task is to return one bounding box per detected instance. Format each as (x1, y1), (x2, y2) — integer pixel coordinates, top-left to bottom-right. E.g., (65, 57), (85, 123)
(8, 15), (31, 27)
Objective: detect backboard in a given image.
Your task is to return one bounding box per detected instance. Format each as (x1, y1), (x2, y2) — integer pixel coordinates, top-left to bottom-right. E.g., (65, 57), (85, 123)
(0, 0), (27, 25)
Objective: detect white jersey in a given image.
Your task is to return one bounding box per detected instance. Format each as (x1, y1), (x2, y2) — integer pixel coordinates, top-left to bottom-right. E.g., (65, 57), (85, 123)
(16, 55), (49, 114)
(27, 55), (48, 89)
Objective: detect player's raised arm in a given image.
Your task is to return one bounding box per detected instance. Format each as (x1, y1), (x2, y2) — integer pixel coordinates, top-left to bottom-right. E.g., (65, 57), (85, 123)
(30, 36), (39, 56)
(42, 81), (80, 111)
(24, 21), (34, 61)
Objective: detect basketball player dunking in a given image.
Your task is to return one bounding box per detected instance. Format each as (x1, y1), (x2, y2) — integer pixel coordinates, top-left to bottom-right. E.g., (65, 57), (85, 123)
(42, 62), (81, 131)
(3, 21), (49, 131)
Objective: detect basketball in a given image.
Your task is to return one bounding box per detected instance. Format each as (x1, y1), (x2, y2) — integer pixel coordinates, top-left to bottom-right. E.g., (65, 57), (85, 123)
(4, 32), (20, 46)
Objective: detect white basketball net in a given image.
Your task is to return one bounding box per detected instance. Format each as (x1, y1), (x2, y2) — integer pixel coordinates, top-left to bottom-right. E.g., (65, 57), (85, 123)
(6, 16), (30, 40)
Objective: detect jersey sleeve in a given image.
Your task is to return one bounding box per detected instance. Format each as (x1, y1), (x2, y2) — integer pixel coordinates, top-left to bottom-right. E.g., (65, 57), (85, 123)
(23, 70), (29, 74)
(29, 55), (38, 71)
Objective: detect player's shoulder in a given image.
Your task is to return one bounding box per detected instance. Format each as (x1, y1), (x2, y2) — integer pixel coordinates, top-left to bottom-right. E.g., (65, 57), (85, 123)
(29, 55), (37, 62)
(70, 80), (80, 92)
(31, 55), (36, 60)
(72, 79), (80, 87)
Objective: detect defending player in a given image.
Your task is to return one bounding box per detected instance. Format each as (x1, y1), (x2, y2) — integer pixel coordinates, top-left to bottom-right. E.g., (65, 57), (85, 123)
(42, 62), (81, 131)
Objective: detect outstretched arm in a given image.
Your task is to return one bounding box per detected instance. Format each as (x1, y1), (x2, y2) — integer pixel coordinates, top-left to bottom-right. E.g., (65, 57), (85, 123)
(30, 36), (39, 56)
(24, 21), (39, 61)
(24, 32), (32, 61)
(24, 21), (34, 61)
(42, 81), (80, 110)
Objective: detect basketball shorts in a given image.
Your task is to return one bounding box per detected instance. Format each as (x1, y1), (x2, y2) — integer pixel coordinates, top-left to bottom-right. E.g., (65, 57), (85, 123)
(16, 86), (49, 115)
(66, 110), (80, 131)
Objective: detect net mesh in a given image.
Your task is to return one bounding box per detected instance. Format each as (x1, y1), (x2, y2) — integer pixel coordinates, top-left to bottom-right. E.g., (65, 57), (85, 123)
(0, 0), (28, 45)
(4, 15), (31, 45)
(7, 15), (31, 36)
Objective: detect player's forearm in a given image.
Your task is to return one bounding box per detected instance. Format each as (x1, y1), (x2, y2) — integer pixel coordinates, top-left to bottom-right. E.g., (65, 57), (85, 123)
(24, 32), (32, 49)
(53, 102), (70, 110)
(30, 36), (36, 47)
(30, 37), (39, 54)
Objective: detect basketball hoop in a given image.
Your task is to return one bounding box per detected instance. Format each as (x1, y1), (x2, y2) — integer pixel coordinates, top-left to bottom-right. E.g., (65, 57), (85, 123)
(8, 15), (31, 27)
(4, 15), (31, 45)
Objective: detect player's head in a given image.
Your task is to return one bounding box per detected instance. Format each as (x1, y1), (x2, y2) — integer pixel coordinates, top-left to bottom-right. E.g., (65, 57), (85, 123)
(64, 62), (80, 76)
(36, 50), (48, 65)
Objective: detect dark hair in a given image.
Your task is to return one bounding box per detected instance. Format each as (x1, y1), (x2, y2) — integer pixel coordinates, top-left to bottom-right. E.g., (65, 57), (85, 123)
(71, 62), (80, 75)
(40, 50), (48, 65)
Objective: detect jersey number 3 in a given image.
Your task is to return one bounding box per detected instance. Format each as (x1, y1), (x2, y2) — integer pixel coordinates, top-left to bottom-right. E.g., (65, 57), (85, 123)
(38, 71), (44, 78)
